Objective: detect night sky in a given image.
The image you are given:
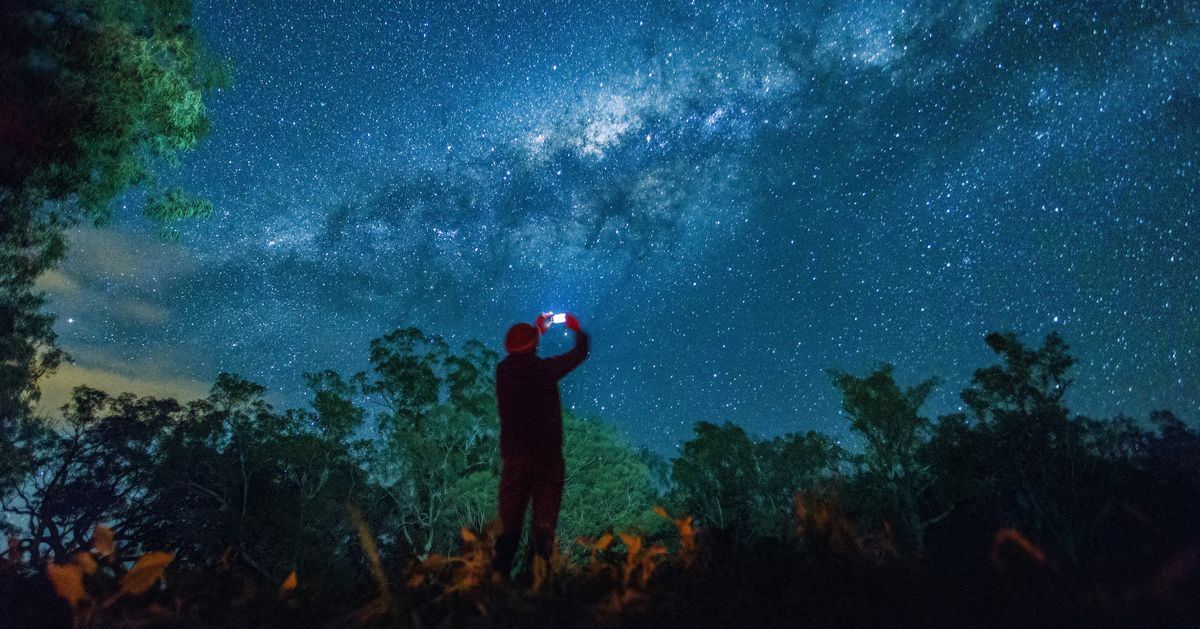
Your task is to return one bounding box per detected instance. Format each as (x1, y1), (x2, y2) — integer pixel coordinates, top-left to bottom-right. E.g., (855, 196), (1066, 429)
(38, 1), (1200, 453)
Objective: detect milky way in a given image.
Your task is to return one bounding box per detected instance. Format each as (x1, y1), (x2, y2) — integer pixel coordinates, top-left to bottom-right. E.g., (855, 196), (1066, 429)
(41, 1), (1200, 452)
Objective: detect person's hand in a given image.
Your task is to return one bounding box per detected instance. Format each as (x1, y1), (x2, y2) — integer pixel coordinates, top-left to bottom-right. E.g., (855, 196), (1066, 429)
(535, 312), (552, 333)
(564, 313), (582, 332)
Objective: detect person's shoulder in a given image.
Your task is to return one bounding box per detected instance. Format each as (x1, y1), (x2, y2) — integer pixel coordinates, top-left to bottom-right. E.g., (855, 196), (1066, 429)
(497, 353), (538, 370)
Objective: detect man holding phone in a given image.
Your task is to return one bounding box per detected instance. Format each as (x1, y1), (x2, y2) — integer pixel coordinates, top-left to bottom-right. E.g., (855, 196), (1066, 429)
(492, 311), (589, 577)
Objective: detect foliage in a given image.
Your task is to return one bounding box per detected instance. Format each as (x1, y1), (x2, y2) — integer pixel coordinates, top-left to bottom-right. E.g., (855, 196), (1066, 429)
(353, 327), (500, 557)
(2, 328), (1200, 627)
(830, 364), (949, 551)
(671, 421), (843, 542)
(560, 414), (662, 549)
(349, 329), (661, 562)
(0, 225), (69, 488)
(0, 387), (178, 563)
(0, 0), (227, 223)
(924, 332), (1112, 565)
(1, 372), (379, 594)
(44, 524), (172, 628)
(0, 0), (224, 438)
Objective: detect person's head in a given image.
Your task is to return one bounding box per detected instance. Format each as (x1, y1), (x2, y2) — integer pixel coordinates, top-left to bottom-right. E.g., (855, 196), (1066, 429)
(504, 322), (539, 355)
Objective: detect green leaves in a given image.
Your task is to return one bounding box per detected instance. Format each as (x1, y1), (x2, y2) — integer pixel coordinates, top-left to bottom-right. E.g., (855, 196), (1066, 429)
(302, 370), (365, 443)
(1, 0), (224, 442)
(561, 414), (661, 552)
(670, 419), (849, 545)
(4, 1), (224, 224)
(829, 364), (939, 479)
(829, 365), (943, 550)
(144, 188), (214, 240)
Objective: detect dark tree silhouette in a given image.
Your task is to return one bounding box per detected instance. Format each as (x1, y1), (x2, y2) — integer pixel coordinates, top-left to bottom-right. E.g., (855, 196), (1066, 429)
(830, 364), (951, 551)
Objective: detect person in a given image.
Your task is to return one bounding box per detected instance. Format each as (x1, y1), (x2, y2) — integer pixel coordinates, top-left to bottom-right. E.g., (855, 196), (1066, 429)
(492, 311), (589, 577)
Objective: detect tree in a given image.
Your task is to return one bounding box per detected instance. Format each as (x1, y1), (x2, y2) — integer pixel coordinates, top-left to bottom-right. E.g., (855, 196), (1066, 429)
(671, 422), (759, 541)
(930, 332), (1100, 564)
(0, 0), (224, 431)
(0, 386), (178, 563)
(671, 422), (842, 543)
(353, 327), (663, 559)
(450, 412), (663, 562)
(559, 414), (661, 549)
(0, 0), (225, 225)
(355, 327), (500, 557)
(756, 430), (845, 538)
(301, 369), (365, 443)
(638, 446), (672, 497)
(146, 374), (285, 572)
(830, 365), (948, 551)
(145, 373), (378, 583)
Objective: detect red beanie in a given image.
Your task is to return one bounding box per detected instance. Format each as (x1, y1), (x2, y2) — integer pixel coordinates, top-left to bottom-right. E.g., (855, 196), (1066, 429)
(504, 322), (539, 354)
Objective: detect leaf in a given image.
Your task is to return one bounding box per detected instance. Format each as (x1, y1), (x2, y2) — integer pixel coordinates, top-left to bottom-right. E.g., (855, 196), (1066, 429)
(47, 563), (87, 608)
(278, 570), (297, 595)
(120, 551), (174, 595)
(6, 537), (21, 567)
(72, 551), (99, 575)
(531, 555), (548, 593)
(94, 525), (115, 557)
(653, 505), (669, 519)
(420, 554), (461, 571)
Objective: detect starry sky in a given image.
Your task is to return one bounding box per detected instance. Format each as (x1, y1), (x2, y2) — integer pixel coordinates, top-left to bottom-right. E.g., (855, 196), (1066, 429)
(38, 0), (1200, 453)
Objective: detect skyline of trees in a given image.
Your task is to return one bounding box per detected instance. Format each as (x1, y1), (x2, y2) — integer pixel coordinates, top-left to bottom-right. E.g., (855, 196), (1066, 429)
(4, 325), (1194, 567)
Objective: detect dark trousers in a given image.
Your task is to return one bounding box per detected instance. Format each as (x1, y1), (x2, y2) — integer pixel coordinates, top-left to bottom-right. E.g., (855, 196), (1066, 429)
(492, 455), (564, 576)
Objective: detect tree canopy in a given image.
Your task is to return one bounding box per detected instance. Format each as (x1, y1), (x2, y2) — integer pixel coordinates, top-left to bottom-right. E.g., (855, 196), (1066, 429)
(1, 0), (224, 435)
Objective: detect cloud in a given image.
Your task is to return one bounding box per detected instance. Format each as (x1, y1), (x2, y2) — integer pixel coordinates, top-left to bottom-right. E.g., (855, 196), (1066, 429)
(36, 361), (210, 416)
(35, 269), (82, 298)
(63, 227), (199, 280)
(34, 227), (203, 405)
(112, 299), (171, 324)
(41, 227), (198, 327)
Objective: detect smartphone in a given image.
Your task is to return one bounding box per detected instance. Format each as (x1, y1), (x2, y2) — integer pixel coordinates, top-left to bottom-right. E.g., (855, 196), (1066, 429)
(551, 313), (567, 324)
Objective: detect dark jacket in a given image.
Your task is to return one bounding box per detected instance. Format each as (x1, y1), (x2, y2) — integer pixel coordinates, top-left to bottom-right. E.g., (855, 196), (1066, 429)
(495, 330), (589, 460)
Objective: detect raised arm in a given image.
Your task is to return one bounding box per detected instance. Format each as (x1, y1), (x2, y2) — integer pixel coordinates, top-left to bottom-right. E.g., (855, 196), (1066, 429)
(543, 317), (589, 381)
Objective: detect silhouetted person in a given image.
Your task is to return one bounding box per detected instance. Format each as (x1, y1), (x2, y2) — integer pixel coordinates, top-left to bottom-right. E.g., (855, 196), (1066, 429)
(492, 312), (589, 577)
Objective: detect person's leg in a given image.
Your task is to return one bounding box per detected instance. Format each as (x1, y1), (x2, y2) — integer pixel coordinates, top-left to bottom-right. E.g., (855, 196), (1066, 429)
(493, 457), (533, 576)
(528, 457), (565, 566)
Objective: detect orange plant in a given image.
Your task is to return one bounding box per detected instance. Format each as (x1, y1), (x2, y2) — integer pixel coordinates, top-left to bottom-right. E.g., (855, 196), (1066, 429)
(653, 505), (696, 565)
(44, 524), (174, 628)
(405, 526), (499, 614)
(594, 531), (668, 617)
(575, 532), (616, 575)
(794, 491), (860, 554)
(990, 527), (1048, 571)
